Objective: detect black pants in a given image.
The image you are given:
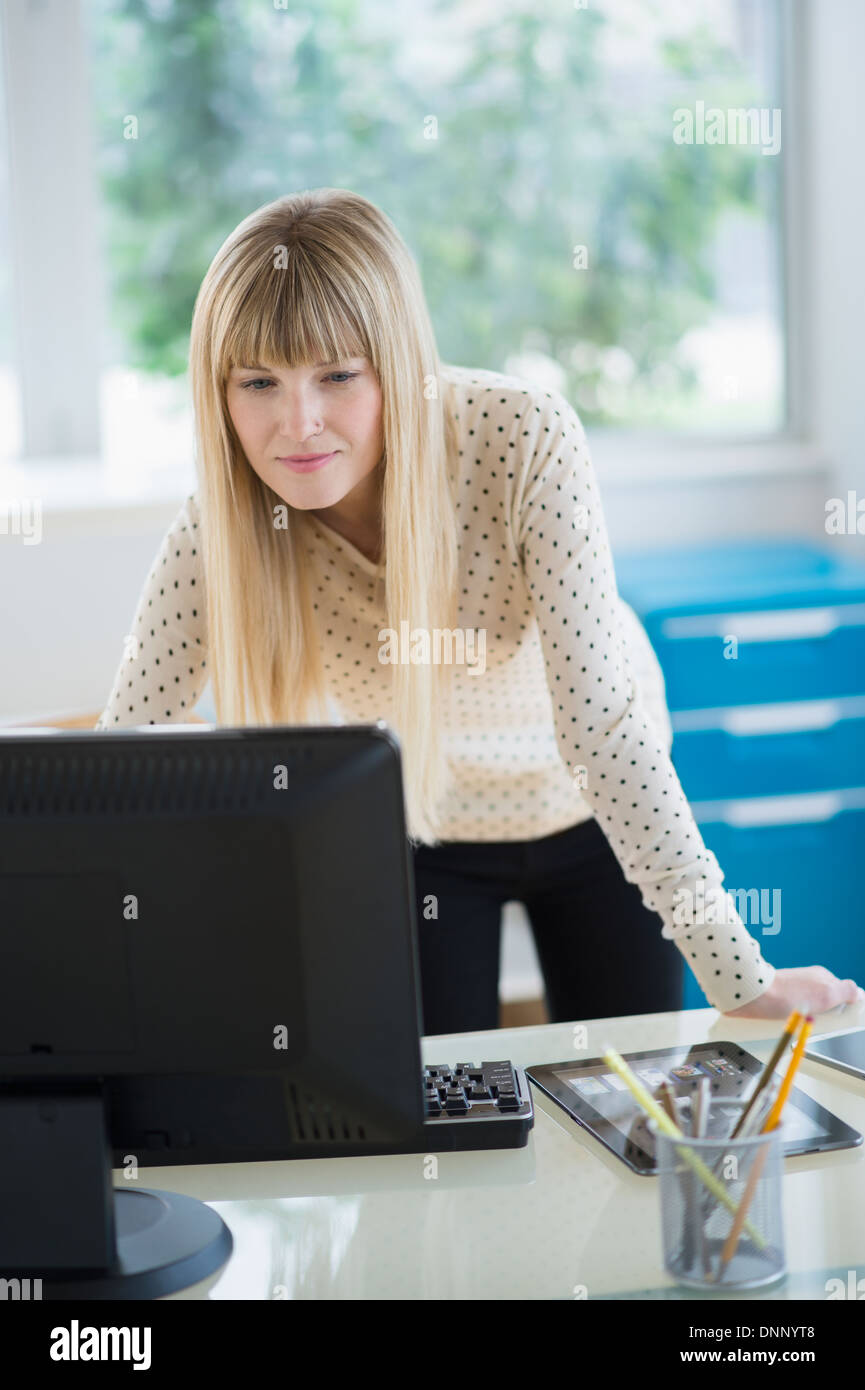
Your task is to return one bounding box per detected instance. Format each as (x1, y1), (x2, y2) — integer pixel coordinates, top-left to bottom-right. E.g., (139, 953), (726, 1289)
(411, 816), (684, 1035)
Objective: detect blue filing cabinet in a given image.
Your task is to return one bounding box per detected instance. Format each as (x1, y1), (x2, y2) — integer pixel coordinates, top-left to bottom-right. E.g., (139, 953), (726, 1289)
(615, 540), (865, 1009)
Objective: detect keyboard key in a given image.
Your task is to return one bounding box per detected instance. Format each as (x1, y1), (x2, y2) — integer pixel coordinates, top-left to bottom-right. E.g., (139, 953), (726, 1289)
(497, 1094), (520, 1111)
(421, 1060), (530, 1124)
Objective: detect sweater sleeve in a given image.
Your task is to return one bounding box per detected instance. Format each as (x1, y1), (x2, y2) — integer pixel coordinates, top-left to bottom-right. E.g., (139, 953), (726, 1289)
(93, 493), (208, 729)
(515, 389), (776, 1013)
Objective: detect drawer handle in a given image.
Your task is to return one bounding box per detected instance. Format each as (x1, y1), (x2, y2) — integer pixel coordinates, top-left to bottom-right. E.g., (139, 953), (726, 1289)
(691, 788), (865, 827)
(671, 694), (865, 735)
(720, 701), (841, 735)
(662, 603), (865, 643)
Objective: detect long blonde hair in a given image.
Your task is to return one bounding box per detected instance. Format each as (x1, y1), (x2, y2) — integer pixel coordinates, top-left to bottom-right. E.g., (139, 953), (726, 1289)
(188, 188), (460, 844)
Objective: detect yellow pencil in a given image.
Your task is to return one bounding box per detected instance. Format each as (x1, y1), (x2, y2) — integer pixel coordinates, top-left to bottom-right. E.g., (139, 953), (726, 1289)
(602, 1047), (767, 1248)
(713, 1015), (813, 1281)
(730, 1009), (802, 1139)
(713, 1140), (773, 1283)
(763, 1014), (814, 1132)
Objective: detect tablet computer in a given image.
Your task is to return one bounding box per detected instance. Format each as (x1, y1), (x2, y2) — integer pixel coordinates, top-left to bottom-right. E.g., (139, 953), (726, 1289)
(527, 1040), (862, 1176)
(804, 1027), (865, 1082)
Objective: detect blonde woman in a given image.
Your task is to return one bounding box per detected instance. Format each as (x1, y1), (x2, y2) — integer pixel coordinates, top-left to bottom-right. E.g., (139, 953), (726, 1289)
(95, 188), (863, 1033)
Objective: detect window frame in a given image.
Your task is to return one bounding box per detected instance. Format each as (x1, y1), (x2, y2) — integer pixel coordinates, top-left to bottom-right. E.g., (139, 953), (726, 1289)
(0, 0), (821, 497)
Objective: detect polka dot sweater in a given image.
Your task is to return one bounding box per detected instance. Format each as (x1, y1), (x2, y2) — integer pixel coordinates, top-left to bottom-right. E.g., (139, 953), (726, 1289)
(94, 364), (775, 1012)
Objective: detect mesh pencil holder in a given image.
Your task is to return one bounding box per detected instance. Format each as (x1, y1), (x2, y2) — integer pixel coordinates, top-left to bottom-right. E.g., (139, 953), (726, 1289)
(648, 1099), (786, 1291)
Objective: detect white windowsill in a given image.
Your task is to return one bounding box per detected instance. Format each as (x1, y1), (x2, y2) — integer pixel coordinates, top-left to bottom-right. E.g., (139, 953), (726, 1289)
(589, 434), (829, 485)
(0, 436), (828, 526)
(0, 455), (198, 533)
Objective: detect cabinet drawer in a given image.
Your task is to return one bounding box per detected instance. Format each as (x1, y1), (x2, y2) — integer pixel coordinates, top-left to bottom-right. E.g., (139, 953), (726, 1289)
(615, 541), (865, 712)
(681, 786), (865, 1008)
(671, 695), (865, 800)
(648, 602), (865, 710)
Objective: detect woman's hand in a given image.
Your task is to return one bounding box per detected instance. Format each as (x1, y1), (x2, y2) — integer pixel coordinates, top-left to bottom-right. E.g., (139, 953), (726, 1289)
(722, 966), (865, 1019)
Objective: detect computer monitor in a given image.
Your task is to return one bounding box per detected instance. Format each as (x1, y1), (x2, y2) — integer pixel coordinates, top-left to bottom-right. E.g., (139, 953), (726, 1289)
(0, 723), (425, 1298)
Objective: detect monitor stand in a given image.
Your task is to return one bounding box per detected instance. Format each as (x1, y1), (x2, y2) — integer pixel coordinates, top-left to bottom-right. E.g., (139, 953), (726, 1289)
(0, 1086), (232, 1299)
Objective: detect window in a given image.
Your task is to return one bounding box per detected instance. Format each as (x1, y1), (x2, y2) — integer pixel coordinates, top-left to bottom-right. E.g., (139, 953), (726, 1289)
(3, 0), (791, 482)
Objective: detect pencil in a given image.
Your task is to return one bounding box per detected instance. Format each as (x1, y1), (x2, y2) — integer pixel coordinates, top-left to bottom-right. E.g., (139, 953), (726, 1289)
(713, 1139), (773, 1284)
(713, 1015), (813, 1282)
(762, 1015), (814, 1132)
(654, 1080), (680, 1126)
(692, 1075), (712, 1276)
(730, 1009), (802, 1139)
(654, 1079), (693, 1269)
(602, 1047), (767, 1248)
(699, 1015), (800, 1220)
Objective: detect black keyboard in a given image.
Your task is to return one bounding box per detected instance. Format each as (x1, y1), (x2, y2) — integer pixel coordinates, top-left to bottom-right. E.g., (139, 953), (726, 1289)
(345, 1060), (534, 1155)
(417, 1060), (534, 1150)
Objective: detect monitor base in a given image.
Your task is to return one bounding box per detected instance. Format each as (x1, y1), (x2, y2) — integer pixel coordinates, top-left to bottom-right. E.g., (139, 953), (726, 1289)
(36, 1189), (232, 1300)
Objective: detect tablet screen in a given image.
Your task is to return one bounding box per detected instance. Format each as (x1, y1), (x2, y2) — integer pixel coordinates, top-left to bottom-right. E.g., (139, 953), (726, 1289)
(527, 1041), (862, 1174)
(553, 1049), (822, 1147)
(806, 1028), (865, 1079)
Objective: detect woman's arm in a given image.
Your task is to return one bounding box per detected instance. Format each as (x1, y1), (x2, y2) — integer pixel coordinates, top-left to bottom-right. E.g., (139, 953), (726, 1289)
(515, 388), (862, 1019)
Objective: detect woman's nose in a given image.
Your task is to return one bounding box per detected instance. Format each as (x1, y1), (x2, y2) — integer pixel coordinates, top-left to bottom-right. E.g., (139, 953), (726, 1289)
(278, 407), (323, 443)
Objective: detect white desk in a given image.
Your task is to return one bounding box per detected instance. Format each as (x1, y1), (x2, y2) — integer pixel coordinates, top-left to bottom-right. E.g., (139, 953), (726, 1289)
(129, 1006), (865, 1300)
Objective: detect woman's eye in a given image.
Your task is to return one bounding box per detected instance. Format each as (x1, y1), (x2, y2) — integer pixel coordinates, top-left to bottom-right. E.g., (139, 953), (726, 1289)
(240, 372), (358, 391)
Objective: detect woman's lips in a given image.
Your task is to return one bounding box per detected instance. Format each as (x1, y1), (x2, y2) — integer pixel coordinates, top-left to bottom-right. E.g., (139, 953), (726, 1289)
(277, 451), (337, 473)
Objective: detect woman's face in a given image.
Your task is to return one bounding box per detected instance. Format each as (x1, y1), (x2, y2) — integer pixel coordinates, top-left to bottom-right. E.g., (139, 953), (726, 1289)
(226, 356), (384, 511)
